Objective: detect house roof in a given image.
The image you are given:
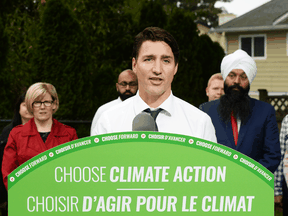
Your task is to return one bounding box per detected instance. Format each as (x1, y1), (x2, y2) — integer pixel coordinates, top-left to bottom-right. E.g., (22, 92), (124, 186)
(213, 0), (288, 32)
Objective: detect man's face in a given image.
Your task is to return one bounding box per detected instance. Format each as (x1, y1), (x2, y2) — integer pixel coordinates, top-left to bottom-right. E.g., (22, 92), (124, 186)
(116, 71), (138, 101)
(220, 75), (251, 123)
(132, 40), (178, 99)
(206, 79), (224, 101)
(225, 69), (249, 90)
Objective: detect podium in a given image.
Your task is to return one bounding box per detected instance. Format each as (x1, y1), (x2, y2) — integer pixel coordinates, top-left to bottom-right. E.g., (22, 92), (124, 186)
(8, 132), (273, 215)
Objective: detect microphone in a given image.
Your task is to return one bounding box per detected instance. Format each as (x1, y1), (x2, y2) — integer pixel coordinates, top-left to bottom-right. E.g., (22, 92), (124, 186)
(132, 112), (157, 131)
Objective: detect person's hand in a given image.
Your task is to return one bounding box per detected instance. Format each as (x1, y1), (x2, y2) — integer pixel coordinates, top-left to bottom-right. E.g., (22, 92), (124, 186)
(275, 195), (283, 213)
(0, 201), (7, 208)
(0, 201), (7, 214)
(274, 195), (283, 204)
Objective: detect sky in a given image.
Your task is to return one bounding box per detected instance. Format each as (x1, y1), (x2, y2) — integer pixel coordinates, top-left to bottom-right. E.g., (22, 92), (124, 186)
(214, 0), (271, 17)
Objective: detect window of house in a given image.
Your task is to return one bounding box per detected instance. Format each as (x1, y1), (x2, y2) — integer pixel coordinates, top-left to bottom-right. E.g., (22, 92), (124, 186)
(239, 35), (266, 59)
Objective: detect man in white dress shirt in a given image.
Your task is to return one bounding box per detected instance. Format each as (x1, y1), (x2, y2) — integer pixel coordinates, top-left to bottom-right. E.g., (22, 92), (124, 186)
(92, 27), (216, 142)
(90, 69), (138, 135)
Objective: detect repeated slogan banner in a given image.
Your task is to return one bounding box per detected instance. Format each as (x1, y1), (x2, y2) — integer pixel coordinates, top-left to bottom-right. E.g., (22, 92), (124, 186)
(8, 132), (273, 215)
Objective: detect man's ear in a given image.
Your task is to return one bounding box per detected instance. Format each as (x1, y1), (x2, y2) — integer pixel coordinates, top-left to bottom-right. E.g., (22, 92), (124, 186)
(116, 83), (119, 91)
(206, 87), (209, 97)
(173, 63), (178, 76)
(132, 58), (137, 74)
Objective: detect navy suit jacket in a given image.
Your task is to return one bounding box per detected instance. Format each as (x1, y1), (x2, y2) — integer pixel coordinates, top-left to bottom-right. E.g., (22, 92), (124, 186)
(199, 98), (280, 173)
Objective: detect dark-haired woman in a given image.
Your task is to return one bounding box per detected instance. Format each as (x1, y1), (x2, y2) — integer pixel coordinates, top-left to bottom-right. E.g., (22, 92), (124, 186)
(0, 92), (33, 215)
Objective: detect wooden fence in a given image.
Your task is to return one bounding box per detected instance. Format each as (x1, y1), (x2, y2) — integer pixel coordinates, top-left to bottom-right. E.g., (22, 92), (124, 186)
(259, 89), (288, 129)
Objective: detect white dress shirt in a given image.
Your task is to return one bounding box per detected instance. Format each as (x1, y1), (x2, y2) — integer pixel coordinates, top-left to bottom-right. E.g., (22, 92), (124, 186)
(93, 92), (217, 143)
(90, 97), (122, 135)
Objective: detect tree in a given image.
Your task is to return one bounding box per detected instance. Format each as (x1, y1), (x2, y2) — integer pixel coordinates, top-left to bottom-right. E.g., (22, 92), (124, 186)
(0, 19), (8, 76)
(138, 1), (167, 30)
(70, 0), (136, 109)
(166, 7), (205, 106)
(0, 0), (226, 126)
(0, 0), (40, 118)
(178, 0), (232, 27)
(32, 0), (93, 119)
(0, 17), (11, 118)
(194, 34), (225, 104)
(146, 0), (233, 27)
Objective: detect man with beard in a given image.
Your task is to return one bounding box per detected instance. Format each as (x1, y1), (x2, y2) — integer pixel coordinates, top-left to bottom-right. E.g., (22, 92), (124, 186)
(200, 49), (280, 173)
(90, 69), (138, 135)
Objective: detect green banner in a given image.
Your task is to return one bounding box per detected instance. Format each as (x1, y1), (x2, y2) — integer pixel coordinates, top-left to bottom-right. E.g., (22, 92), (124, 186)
(8, 132), (273, 215)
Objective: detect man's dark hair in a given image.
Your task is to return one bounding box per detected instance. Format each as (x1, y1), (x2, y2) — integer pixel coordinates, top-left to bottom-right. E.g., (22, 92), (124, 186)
(132, 27), (180, 65)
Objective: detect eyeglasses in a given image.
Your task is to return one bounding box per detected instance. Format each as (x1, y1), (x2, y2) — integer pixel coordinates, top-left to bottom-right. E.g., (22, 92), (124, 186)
(33, 101), (54, 107)
(118, 81), (138, 87)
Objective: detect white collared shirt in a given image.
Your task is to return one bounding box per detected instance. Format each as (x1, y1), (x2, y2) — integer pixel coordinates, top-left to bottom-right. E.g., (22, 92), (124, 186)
(90, 97), (122, 135)
(93, 92), (217, 143)
(237, 119), (241, 133)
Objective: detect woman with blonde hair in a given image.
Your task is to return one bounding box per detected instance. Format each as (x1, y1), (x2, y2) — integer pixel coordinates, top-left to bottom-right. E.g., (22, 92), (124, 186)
(2, 82), (78, 188)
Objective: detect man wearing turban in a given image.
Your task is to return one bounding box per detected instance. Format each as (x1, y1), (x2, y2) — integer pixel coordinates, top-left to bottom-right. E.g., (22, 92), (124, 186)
(200, 49), (280, 174)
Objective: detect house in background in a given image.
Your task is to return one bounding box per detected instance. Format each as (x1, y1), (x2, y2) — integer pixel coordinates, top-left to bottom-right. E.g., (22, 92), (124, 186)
(196, 13), (236, 52)
(211, 0), (288, 99)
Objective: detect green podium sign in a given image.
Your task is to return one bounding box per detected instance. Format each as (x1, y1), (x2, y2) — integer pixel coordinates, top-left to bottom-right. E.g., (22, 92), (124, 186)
(8, 132), (273, 215)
